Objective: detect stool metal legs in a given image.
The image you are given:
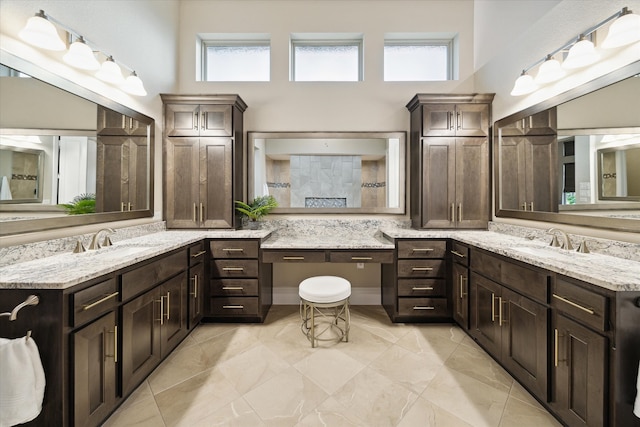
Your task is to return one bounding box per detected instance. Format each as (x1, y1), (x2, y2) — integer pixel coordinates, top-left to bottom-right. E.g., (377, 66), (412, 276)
(299, 298), (350, 348)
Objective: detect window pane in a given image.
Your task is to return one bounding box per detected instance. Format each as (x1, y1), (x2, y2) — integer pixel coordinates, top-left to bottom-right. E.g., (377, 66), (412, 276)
(384, 44), (449, 81)
(206, 45), (270, 81)
(294, 45), (360, 81)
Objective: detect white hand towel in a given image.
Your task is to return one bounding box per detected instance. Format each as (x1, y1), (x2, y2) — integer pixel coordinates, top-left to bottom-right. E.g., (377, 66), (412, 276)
(0, 176), (11, 201)
(0, 336), (46, 427)
(635, 360), (640, 418)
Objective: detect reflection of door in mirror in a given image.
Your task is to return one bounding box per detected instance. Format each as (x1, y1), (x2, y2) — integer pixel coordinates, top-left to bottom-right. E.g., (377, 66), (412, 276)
(0, 146), (43, 202)
(598, 142), (640, 200)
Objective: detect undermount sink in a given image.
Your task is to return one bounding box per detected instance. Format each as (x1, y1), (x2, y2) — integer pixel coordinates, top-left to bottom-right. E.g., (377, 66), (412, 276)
(78, 245), (150, 260)
(510, 246), (558, 258)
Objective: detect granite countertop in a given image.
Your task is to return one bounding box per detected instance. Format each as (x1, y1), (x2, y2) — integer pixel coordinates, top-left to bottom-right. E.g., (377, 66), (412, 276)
(260, 231), (395, 250)
(380, 228), (640, 292)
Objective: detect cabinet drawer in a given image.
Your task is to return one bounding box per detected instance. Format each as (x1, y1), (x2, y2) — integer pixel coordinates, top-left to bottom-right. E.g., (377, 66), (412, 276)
(210, 240), (259, 259)
(329, 250), (394, 264)
(398, 259), (447, 278)
(211, 260), (258, 278)
(121, 250), (187, 301)
(262, 250), (326, 263)
(210, 297), (259, 316)
(450, 242), (469, 266)
(189, 241), (207, 266)
(501, 261), (549, 303)
(398, 279), (447, 297)
(398, 240), (447, 259)
(552, 277), (608, 331)
(470, 249), (501, 283)
(210, 279), (259, 296)
(72, 278), (118, 327)
(398, 298), (448, 317)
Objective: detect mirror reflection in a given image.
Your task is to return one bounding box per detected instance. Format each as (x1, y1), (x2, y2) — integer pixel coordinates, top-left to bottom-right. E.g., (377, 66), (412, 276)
(597, 142), (640, 200)
(249, 132), (405, 213)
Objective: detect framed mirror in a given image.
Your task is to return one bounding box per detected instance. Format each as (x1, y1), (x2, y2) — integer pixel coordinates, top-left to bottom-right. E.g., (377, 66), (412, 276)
(248, 132), (406, 214)
(0, 54), (154, 236)
(495, 60), (640, 232)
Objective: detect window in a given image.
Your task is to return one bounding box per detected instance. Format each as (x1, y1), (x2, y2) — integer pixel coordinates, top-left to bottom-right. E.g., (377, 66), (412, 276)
(384, 38), (453, 81)
(202, 38), (270, 82)
(291, 35), (363, 82)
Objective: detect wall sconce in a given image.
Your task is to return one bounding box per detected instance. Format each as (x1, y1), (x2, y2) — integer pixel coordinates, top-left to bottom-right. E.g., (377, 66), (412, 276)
(18, 10), (147, 97)
(510, 6), (640, 96)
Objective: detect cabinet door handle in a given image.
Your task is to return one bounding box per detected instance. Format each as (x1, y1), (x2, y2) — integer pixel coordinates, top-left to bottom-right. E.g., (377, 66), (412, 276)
(191, 250), (206, 258)
(462, 276), (468, 297)
(552, 294), (595, 315)
(451, 250), (466, 258)
(190, 275), (198, 298)
(105, 325), (118, 363)
(456, 111), (461, 130)
(491, 293), (496, 322)
(498, 296), (504, 326)
(282, 256), (305, 260)
(459, 276), (464, 299)
(223, 248), (244, 252)
(529, 202), (534, 211)
(193, 203), (197, 222)
(128, 202), (132, 211)
(194, 112), (198, 130)
(200, 203), (204, 223)
(222, 267), (245, 271)
(554, 328), (559, 367)
(412, 267), (433, 271)
(166, 291), (171, 320)
(157, 296), (164, 325)
(83, 291), (119, 311)
(412, 248), (434, 252)
(458, 203), (462, 222)
(449, 112), (454, 130)
(521, 202), (527, 211)
(412, 287), (434, 291)
(222, 305), (244, 309)
(121, 202), (125, 212)
(222, 286), (244, 290)
(450, 203), (455, 221)
(351, 256), (373, 260)
(413, 306), (435, 310)
(201, 112), (205, 130)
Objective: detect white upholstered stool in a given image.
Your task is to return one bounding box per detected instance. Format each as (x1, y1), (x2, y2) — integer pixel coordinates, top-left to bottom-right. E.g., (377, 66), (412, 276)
(299, 276), (351, 348)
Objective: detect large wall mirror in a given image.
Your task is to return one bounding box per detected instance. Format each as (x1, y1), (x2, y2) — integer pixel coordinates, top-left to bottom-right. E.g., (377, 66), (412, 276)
(0, 53), (154, 236)
(248, 132), (406, 214)
(495, 60), (640, 232)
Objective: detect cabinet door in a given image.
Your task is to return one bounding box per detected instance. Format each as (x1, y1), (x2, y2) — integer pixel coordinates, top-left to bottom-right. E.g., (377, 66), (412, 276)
(470, 273), (502, 357)
(500, 287), (549, 401)
(161, 271), (188, 357)
(165, 103), (200, 137)
(422, 104), (456, 136)
(552, 313), (607, 427)
(525, 135), (558, 213)
(201, 137), (234, 228)
(498, 136), (527, 211)
(199, 105), (232, 136)
(452, 262), (469, 329)
(122, 288), (162, 396)
(525, 108), (557, 136)
(127, 136), (148, 212)
(165, 137), (200, 228)
(96, 136), (128, 213)
(455, 137), (489, 228)
(73, 311), (117, 427)
(189, 262), (205, 329)
(421, 138), (456, 228)
(455, 104), (490, 137)
(97, 107), (129, 136)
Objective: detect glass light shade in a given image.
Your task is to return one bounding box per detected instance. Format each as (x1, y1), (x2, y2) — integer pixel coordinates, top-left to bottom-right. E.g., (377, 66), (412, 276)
(510, 72), (538, 96)
(18, 11), (66, 51)
(602, 10), (640, 49)
(121, 72), (147, 96)
(534, 55), (566, 84)
(96, 56), (124, 84)
(63, 37), (100, 70)
(562, 36), (598, 69)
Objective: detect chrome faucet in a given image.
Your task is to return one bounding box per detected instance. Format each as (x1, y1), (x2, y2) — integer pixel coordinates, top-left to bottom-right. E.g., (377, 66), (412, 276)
(547, 227), (573, 250)
(88, 228), (116, 250)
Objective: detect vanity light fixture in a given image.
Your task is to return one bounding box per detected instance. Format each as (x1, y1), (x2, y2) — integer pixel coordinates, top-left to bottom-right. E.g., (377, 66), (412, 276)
(18, 10), (147, 96)
(510, 6), (640, 96)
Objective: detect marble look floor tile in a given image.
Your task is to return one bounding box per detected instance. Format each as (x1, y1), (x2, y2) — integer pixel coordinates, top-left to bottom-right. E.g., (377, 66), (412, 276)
(243, 366), (329, 426)
(218, 344), (290, 394)
(190, 397), (266, 427)
(499, 397), (562, 427)
(444, 341), (513, 393)
(261, 322), (318, 365)
(199, 326), (261, 366)
(332, 366), (418, 427)
(509, 381), (547, 411)
(348, 310), (411, 343)
(369, 345), (443, 394)
(189, 322), (240, 343)
(154, 367), (241, 427)
(395, 324), (464, 361)
(147, 338), (211, 394)
(422, 369), (509, 427)
(397, 395), (474, 427)
(102, 390), (165, 427)
(294, 348), (365, 394)
(295, 397), (366, 427)
(336, 324), (393, 363)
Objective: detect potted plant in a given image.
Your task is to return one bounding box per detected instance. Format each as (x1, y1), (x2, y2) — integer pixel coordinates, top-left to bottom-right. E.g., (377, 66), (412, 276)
(59, 193), (96, 215)
(235, 195), (278, 229)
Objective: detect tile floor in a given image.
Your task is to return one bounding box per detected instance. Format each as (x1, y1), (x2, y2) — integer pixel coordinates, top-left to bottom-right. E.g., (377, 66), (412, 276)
(102, 305), (562, 427)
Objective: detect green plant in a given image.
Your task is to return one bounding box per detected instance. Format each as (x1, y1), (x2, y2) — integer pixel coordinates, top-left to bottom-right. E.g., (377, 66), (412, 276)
(59, 193), (96, 215)
(235, 195), (278, 221)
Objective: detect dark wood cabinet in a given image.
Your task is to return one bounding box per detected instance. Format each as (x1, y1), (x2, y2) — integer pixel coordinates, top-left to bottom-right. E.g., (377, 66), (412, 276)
(97, 106), (147, 136)
(188, 242), (206, 329)
(72, 311), (118, 427)
(407, 94), (494, 229)
(162, 95), (246, 229)
(500, 108), (557, 137)
(451, 242), (469, 329)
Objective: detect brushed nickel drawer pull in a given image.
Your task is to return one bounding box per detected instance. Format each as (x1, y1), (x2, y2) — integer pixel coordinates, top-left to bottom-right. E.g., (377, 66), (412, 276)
(552, 294), (595, 315)
(412, 248), (434, 252)
(412, 287), (434, 291)
(554, 328), (559, 367)
(200, 203), (204, 223)
(157, 296), (164, 325)
(412, 267), (433, 271)
(282, 256), (305, 260)
(451, 250), (466, 258)
(413, 306), (435, 310)
(351, 257), (373, 260)
(498, 296), (504, 326)
(222, 286), (244, 290)
(191, 250), (206, 258)
(190, 275), (199, 298)
(223, 248), (244, 252)
(82, 291), (119, 311)
(222, 267), (245, 271)
(193, 203), (197, 222)
(166, 291), (170, 320)
(491, 293), (496, 322)
(105, 325), (118, 363)
(222, 305), (244, 309)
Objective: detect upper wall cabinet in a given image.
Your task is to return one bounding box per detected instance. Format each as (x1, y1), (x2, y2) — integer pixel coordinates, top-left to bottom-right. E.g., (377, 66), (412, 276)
(165, 104), (233, 137)
(421, 102), (490, 137)
(500, 109), (557, 137)
(97, 107), (148, 136)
